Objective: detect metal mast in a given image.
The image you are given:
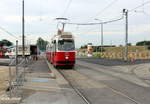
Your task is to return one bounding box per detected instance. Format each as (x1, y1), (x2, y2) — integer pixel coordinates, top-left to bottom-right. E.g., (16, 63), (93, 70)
(22, 0), (25, 57)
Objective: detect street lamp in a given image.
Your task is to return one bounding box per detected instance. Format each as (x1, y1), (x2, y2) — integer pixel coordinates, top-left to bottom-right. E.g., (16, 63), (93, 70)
(94, 19), (103, 53)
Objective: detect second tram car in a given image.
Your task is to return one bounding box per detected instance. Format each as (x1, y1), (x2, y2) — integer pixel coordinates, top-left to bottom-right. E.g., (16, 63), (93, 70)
(46, 32), (75, 68)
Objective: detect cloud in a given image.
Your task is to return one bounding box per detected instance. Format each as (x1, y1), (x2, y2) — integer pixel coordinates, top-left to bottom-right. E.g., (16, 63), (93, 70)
(74, 31), (123, 36)
(1, 15), (55, 23)
(2, 16), (21, 23)
(130, 24), (150, 35)
(0, 0), (150, 47)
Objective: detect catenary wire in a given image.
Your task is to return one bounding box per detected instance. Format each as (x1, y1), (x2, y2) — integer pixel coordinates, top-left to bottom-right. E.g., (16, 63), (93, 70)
(63, 14), (124, 25)
(129, 0), (150, 12)
(61, 0), (73, 17)
(0, 26), (18, 39)
(93, 0), (119, 18)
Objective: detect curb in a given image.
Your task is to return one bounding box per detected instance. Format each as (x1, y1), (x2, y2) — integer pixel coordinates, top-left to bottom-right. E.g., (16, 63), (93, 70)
(45, 59), (69, 85)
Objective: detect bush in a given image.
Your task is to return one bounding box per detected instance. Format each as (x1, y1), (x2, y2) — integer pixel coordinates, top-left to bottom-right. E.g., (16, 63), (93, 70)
(147, 46), (150, 50)
(93, 53), (101, 58)
(136, 41), (150, 46)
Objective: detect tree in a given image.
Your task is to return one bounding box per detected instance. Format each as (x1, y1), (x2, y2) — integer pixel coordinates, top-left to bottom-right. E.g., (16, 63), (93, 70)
(136, 40), (150, 46)
(127, 43), (132, 46)
(119, 44), (123, 47)
(80, 45), (87, 49)
(36, 37), (48, 51)
(0, 39), (13, 46)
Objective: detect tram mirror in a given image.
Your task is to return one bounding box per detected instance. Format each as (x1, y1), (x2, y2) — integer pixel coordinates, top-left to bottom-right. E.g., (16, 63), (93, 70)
(53, 40), (56, 44)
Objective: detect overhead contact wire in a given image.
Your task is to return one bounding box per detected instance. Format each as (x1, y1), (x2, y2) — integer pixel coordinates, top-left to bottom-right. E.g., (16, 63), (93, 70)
(0, 26), (18, 39)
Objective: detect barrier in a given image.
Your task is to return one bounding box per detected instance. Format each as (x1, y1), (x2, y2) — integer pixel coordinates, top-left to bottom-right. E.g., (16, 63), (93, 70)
(98, 52), (150, 61)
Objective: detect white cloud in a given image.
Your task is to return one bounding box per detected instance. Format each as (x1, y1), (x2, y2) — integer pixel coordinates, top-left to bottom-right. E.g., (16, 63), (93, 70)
(2, 16), (21, 23)
(130, 24), (150, 35)
(0, 0), (150, 47)
(1, 15), (54, 23)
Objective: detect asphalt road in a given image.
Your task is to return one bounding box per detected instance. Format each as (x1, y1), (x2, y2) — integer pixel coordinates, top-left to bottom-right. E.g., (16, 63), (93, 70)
(0, 58), (10, 66)
(60, 69), (136, 104)
(75, 59), (150, 104)
(77, 57), (150, 66)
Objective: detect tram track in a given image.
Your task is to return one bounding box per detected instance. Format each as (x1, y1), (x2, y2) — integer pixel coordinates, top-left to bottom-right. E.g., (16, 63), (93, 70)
(130, 65), (150, 86)
(76, 65), (141, 104)
(58, 68), (140, 104)
(58, 69), (91, 104)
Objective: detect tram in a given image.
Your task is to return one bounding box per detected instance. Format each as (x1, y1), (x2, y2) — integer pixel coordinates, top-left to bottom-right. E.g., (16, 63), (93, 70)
(46, 31), (75, 68)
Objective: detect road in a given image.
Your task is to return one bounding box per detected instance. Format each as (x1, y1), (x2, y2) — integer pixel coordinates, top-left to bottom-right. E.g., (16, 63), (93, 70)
(0, 58), (10, 66)
(58, 58), (150, 104)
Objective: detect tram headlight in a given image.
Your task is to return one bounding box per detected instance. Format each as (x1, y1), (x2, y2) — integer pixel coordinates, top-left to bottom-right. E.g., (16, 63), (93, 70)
(65, 56), (69, 59)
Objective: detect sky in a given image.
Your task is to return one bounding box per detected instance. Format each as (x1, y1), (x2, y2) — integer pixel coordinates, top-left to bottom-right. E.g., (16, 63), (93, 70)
(0, 0), (150, 48)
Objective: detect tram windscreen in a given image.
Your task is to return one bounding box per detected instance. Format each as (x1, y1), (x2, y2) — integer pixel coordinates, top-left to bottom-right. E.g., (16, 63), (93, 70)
(58, 39), (75, 51)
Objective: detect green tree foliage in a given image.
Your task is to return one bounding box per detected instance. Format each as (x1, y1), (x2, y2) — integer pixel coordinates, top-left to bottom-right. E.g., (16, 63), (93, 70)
(36, 37), (48, 51)
(136, 41), (150, 46)
(0, 39), (13, 46)
(80, 45), (87, 49)
(127, 43), (132, 46)
(147, 46), (150, 50)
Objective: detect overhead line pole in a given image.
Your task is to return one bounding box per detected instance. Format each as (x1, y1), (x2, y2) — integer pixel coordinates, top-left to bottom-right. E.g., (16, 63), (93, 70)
(22, 0), (25, 57)
(123, 9), (128, 61)
(101, 23), (103, 52)
(94, 19), (104, 53)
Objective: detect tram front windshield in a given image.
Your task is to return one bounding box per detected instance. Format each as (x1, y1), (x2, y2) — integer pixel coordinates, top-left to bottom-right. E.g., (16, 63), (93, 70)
(58, 39), (75, 51)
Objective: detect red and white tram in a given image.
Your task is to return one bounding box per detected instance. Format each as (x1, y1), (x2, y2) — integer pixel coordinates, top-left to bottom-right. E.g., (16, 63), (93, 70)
(46, 32), (75, 68)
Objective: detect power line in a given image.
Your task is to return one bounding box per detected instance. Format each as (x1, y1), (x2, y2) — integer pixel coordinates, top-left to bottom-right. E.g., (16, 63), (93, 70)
(129, 0), (150, 12)
(93, 0), (118, 18)
(0, 26), (18, 39)
(61, 0), (73, 17)
(63, 14), (124, 25)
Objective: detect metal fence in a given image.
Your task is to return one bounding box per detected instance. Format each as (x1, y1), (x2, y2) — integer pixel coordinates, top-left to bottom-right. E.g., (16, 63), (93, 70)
(7, 56), (32, 98)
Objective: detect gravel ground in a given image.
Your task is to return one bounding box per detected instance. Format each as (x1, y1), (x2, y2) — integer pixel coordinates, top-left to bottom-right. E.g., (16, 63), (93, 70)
(0, 66), (15, 94)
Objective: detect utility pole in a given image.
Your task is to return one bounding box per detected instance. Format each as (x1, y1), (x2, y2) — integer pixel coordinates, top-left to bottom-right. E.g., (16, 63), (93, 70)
(101, 23), (103, 52)
(16, 40), (18, 80)
(22, 0), (25, 57)
(123, 9), (128, 61)
(94, 19), (104, 53)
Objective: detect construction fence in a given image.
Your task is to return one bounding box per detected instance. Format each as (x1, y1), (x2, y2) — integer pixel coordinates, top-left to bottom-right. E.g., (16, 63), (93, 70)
(100, 52), (150, 61)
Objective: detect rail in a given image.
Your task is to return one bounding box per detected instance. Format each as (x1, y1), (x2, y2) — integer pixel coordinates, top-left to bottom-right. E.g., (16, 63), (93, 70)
(58, 70), (91, 104)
